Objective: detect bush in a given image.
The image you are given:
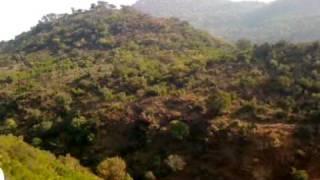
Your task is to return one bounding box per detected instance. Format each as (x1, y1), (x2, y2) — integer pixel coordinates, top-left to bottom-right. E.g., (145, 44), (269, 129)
(4, 118), (17, 130)
(273, 75), (293, 92)
(239, 76), (258, 88)
(71, 88), (86, 96)
(71, 116), (88, 129)
(99, 87), (114, 101)
(55, 92), (72, 111)
(97, 157), (132, 180)
(165, 154), (186, 172)
(291, 168), (309, 180)
(69, 116), (96, 144)
(40, 120), (53, 132)
(236, 102), (258, 119)
(27, 108), (42, 121)
(169, 120), (190, 140)
(31, 137), (42, 146)
(144, 171), (156, 180)
(206, 91), (232, 115)
(0, 135), (99, 180)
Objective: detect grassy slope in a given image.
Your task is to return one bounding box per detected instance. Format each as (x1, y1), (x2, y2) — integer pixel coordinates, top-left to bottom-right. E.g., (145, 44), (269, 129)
(0, 135), (100, 180)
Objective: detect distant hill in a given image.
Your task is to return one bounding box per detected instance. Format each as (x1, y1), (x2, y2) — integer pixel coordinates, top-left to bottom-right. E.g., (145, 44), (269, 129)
(0, 4), (225, 54)
(134, 0), (320, 42)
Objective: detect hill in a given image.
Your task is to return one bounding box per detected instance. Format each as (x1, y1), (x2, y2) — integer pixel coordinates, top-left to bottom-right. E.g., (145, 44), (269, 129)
(0, 2), (320, 179)
(1, 3), (224, 54)
(133, 0), (320, 42)
(0, 135), (100, 180)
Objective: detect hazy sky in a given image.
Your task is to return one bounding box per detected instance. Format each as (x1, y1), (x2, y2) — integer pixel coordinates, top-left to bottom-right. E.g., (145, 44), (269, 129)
(232, 0), (275, 2)
(0, 0), (274, 41)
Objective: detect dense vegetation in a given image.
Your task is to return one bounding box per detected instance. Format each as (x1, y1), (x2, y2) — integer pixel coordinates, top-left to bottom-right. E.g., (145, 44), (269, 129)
(0, 135), (100, 180)
(0, 2), (320, 179)
(134, 0), (320, 43)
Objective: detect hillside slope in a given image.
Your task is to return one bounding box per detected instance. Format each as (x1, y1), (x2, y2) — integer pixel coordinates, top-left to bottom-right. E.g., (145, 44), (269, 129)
(134, 0), (320, 42)
(0, 135), (100, 180)
(1, 4), (224, 54)
(0, 3), (320, 180)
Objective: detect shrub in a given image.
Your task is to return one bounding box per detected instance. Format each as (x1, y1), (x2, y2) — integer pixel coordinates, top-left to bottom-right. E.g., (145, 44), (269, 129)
(99, 87), (114, 101)
(4, 118), (17, 130)
(0, 135), (99, 180)
(69, 116), (96, 144)
(169, 120), (190, 140)
(235, 100), (269, 121)
(273, 75), (293, 92)
(40, 120), (53, 132)
(144, 171), (156, 180)
(206, 91), (232, 115)
(97, 157), (132, 180)
(71, 88), (86, 96)
(55, 92), (72, 111)
(291, 168), (309, 180)
(145, 85), (168, 97)
(87, 133), (96, 143)
(239, 76), (258, 88)
(27, 108), (42, 121)
(165, 154), (186, 172)
(71, 116), (88, 129)
(269, 133), (282, 148)
(31, 137), (42, 146)
(236, 102), (258, 119)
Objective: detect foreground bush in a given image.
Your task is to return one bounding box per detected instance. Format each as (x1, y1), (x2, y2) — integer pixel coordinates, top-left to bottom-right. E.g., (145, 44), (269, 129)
(291, 168), (309, 180)
(97, 157), (132, 180)
(0, 135), (99, 180)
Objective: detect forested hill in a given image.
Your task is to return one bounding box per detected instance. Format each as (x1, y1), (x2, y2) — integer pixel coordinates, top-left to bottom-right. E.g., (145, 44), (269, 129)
(1, 2), (320, 180)
(1, 4), (224, 54)
(133, 0), (320, 43)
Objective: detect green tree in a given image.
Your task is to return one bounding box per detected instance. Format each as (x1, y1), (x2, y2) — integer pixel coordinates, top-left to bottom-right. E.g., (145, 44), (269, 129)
(169, 120), (190, 140)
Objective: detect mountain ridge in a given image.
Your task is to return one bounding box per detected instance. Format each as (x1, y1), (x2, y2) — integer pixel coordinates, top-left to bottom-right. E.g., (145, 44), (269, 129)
(0, 5), (226, 55)
(133, 0), (320, 42)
